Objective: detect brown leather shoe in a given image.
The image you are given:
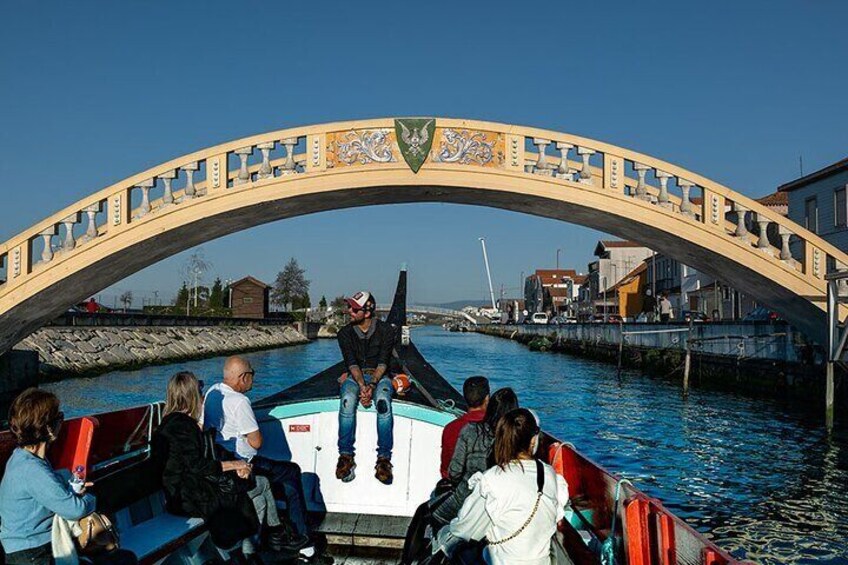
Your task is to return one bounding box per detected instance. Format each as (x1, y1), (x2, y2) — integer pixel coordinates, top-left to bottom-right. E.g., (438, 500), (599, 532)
(375, 457), (393, 485)
(336, 454), (356, 482)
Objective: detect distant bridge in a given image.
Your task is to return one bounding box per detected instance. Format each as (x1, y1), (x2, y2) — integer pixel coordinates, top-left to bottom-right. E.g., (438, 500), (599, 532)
(375, 304), (478, 324)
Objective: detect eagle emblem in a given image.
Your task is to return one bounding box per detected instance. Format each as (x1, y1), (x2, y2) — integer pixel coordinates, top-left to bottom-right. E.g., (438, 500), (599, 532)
(395, 118), (436, 173)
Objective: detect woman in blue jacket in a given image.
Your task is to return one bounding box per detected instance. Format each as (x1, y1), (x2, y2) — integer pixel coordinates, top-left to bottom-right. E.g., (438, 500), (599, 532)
(0, 388), (97, 564)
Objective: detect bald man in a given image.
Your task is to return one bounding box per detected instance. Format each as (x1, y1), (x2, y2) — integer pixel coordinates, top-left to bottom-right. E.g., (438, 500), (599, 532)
(203, 356), (318, 561)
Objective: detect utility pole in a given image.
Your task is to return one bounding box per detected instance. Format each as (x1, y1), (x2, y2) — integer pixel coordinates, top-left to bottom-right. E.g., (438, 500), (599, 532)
(479, 238), (497, 310)
(556, 248), (562, 270)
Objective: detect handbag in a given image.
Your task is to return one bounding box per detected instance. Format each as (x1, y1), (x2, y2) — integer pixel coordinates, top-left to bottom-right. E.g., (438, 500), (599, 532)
(201, 428), (256, 495)
(77, 512), (119, 554)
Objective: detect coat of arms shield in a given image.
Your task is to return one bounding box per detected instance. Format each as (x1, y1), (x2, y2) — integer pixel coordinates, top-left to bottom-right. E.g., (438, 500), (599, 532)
(395, 118), (436, 173)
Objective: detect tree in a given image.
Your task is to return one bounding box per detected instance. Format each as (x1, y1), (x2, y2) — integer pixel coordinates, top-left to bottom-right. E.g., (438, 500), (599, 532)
(331, 295), (346, 310)
(175, 282), (190, 315)
(271, 258), (310, 311)
(119, 290), (133, 311)
(181, 248), (212, 308)
(319, 295), (328, 309)
(292, 293), (311, 311)
(209, 278), (224, 308)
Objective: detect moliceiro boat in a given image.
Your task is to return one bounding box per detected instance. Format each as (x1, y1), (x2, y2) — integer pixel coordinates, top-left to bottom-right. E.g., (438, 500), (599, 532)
(0, 270), (742, 565)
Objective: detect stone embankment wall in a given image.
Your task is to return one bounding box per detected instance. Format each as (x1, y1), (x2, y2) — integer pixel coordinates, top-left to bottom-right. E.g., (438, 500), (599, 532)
(477, 324), (842, 403)
(19, 325), (309, 378)
(317, 324), (339, 338)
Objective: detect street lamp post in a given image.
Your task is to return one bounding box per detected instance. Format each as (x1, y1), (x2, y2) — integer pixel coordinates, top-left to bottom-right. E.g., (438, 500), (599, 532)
(556, 248), (562, 270)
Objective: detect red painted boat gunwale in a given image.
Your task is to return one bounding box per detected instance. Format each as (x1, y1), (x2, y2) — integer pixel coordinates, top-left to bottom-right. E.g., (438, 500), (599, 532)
(545, 438), (741, 565)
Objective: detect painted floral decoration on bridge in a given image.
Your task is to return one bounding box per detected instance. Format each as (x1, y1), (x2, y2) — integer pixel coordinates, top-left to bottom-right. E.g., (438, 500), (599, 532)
(329, 129), (396, 167)
(433, 129), (502, 167)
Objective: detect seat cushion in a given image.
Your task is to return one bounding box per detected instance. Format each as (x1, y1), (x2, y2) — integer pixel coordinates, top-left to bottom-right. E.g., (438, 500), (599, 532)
(119, 513), (205, 559)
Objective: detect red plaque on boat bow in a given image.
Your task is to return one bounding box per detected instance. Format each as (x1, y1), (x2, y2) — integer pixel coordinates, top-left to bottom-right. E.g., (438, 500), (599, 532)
(288, 424), (311, 433)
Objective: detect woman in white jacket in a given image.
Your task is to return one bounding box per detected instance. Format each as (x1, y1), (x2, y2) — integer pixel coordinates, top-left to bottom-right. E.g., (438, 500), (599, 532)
(435, 408), (570, 564)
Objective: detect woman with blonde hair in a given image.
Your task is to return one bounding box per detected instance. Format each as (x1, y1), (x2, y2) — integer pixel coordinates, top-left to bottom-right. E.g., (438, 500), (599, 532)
(435, 408), (570, 564)
(153, 372), (270, 561)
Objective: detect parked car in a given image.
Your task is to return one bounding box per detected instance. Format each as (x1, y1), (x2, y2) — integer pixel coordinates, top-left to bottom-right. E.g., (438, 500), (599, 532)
(530, 312), (549, 325)
(682, 310), (710, 322)
(591, 314), (622, 323)
(743, 306), (781, 322)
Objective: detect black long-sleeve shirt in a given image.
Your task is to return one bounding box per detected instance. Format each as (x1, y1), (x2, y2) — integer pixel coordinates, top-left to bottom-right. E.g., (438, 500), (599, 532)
(337, 319), (396, 373)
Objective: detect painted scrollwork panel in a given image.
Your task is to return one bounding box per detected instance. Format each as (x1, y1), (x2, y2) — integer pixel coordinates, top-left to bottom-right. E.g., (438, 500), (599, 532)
(326, 130), (397, 168)
(432, 129), (504, 167)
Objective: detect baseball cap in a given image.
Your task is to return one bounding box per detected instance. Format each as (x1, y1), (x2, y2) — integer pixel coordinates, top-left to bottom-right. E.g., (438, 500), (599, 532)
(345, 291), (372, 311)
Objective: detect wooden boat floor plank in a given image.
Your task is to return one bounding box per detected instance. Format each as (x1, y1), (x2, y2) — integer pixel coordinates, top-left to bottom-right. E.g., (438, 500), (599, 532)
(317, 512), (410, 540)
(329, 544), (401, 564)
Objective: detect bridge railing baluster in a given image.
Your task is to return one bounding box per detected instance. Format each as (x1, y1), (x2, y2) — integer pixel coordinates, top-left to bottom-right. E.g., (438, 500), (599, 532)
(555, 142), (574, 181)
(60, 213), (80, 252)
(81, 201), (105, 242)
(257, 142), (275, 180)
(234, 147), (254, 186)
(576, 147), (596, 185)
(36, 226), (58, 265)
(160, 170), (178, 205)
(181, 161), (200, 198)
(132, 179), (156, 219)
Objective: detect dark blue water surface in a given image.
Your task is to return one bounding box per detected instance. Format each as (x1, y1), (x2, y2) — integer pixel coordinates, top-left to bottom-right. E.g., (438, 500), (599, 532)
(45, 327), (847, 564)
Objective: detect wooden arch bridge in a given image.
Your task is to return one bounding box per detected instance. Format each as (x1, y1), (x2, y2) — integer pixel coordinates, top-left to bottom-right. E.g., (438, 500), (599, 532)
(1, 117), (845, 354)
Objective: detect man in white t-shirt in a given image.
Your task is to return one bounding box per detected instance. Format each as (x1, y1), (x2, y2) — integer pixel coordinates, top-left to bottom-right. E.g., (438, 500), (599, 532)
(203, 356), (320, 562)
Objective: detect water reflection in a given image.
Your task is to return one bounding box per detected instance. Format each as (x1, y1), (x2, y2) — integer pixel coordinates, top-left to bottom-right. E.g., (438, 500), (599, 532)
(45, 327), (847, 564)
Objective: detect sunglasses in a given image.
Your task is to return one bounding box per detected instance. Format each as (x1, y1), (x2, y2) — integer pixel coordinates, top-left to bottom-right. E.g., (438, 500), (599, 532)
(240, 370), (255, 379)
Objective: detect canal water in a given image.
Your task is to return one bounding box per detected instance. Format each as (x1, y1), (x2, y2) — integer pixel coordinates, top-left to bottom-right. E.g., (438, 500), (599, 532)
(46, 326), (847, 564)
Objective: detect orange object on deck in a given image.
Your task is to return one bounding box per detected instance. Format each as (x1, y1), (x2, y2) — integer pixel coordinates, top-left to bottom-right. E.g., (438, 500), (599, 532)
(392, 373), (411, 394)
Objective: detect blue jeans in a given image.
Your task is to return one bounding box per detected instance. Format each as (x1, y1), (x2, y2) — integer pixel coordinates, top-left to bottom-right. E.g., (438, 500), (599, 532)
(338, 376), (394, 459)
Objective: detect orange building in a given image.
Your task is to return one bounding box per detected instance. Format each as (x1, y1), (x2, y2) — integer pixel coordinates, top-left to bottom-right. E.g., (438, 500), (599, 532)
(611, 263), (647, 319)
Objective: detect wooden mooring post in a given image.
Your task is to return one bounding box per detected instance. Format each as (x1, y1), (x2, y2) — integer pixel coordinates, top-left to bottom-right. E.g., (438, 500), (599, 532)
(683, 320), (693, 400)
(825, 272), (846, 431)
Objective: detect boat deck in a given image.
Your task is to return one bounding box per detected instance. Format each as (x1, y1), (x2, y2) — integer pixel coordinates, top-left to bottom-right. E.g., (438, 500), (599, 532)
(329, 546), (402, 565)
(316, 511), (410, 549)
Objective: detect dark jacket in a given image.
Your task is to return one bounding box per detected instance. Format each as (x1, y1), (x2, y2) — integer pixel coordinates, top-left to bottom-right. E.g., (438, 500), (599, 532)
(432, 421), (495, 525)
(151, 412), (258, 549)
(337, 319), (396, 372)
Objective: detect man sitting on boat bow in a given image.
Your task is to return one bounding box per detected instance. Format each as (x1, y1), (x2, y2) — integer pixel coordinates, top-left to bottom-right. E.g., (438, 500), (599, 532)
(336, 291), (397, 485)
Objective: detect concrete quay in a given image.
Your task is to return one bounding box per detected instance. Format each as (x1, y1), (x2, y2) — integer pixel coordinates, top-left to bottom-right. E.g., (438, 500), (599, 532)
(477, 323), (842, 403)
(17, 325), (309, 379)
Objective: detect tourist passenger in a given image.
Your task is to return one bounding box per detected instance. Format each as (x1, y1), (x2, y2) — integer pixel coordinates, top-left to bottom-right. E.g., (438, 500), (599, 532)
(335, 291), (397, 485)
(203, 357), (320, 562)
(439, 376), (490, 479)
(432, 387), (519, 528)
(434, 408), (569, 565)
(152, 372), (260, 560)
(0, 388), (136, 565)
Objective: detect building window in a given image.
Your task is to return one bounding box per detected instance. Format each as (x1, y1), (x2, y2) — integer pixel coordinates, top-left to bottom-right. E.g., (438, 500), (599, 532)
(805, 197), (818, 233)
(243, 297), (253, 304)
(835, 187), (846, 228)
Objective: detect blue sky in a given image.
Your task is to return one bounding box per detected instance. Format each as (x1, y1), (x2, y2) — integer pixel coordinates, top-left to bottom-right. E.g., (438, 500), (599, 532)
(1, 1), (847, 307)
